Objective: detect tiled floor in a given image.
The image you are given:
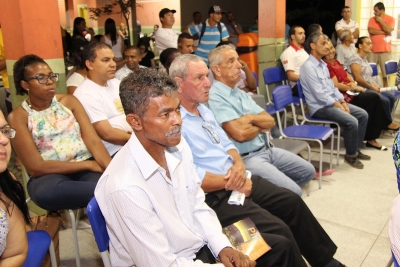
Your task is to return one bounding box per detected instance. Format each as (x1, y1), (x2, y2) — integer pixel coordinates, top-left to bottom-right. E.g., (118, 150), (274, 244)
(54, 130), (399, 267)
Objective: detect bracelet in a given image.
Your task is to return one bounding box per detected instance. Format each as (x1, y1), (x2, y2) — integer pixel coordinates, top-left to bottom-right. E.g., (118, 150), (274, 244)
(242, 64), (247, 68)
(340, 101), (346, 104)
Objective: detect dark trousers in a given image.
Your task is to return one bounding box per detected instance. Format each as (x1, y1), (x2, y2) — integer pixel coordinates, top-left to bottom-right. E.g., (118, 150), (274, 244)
(350, 92), (391, 140)
(205, 175), (337, 267)
(28, 170), (101, 211)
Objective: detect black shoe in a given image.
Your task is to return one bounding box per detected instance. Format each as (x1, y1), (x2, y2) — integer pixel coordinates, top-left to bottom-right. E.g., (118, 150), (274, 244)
(366, 142), (388, 151)
(357, 151), (371, 160)
(344, 155), (364, 169)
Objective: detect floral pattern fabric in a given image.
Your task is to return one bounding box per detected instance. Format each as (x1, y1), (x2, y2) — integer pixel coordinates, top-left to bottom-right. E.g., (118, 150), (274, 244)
(21, 96), (92, 162)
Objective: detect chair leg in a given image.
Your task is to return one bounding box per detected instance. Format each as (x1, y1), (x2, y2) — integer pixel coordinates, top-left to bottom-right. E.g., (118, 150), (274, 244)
(330, 133), (334, 170)
(317, 140), (323, 189)
(336, 127), (340, 166)
(386, 257), (393, 267)
(306, 144), (311, 196)
(49, 240), (57, 267)
(68, 209), (81, 267)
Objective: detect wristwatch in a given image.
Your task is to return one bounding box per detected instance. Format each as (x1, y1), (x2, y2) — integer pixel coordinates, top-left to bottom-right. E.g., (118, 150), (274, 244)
(234, 25), (237, 28)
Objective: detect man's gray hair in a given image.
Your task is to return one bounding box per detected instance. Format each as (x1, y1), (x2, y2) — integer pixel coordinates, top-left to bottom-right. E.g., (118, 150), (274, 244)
(169, 54), (204, 80)
(339, 29), (351, 42)
(119, 68), (178, 119)
(305, 33), (328, 53)
(208, 45), (236, 69)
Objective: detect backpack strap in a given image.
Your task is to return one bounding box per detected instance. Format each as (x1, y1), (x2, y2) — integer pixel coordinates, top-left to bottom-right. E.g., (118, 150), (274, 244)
(198, 22), (207, 45)
(217, 22), (222, 41)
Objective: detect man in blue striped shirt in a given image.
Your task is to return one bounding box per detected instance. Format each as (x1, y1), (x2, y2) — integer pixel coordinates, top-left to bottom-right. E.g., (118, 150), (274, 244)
(188, 6), (229, 63)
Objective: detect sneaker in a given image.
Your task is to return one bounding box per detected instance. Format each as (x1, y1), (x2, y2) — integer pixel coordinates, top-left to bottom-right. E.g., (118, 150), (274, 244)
(357, 151), (371, 160)
(344, 155), (364, 169)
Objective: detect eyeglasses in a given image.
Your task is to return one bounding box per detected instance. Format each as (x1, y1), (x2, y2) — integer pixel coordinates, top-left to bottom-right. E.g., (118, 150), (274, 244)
(24, 73), (59, 84)
(202, 120), (220, 144)
(0, 125), (16, 139)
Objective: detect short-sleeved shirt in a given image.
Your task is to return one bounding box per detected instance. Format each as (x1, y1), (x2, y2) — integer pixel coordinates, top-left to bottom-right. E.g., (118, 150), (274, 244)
(154, 28), (181, 56)
(280, 44), (309, 87)
(74, 78), (131, 155)
(347, 53), (374, 86)
(335, 44), (356, 67)
(189, 20), (229, 63)
(181, 104), (237, 180)
(208, 81), (265, 154)
(335, 19), (359, 44)
(299, 55), (344, 115)
(368, 14), (395, 53)
(324, 59), (355, 103)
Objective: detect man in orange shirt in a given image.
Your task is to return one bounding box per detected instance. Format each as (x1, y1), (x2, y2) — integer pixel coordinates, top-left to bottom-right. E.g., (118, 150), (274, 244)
(367, 2), (394, 87)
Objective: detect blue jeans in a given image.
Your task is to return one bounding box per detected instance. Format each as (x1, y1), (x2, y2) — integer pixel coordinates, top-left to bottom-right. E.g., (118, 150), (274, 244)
(365, 89), (395, 120)
(242, 146), (315, 196)
(313, 104), (368, 157)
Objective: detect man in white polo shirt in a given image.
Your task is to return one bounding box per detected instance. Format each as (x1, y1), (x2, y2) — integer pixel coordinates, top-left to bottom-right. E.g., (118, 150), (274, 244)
(74, 42), (132, 156)
(335, 6), (359, 45)
(280, 25), (309, 96)
(155, 8), (181, 56)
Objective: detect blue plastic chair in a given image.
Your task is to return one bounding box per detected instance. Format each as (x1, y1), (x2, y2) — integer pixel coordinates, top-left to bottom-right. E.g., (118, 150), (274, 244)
(370, 62), (378, 77)
(272, 85), (334, 189)
(296, 81), (341, 166)
(384, 60), (400, 115)
(251, 71), (259, 94)
(87, 197), (111, 267)
(23, 230), (57, 267)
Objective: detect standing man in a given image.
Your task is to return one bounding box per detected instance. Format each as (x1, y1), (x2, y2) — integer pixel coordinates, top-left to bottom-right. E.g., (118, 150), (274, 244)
(187, 11), (202, 48)
(115, 47), (145, 80)
(300, 33), (369, 169)
(96, 68), (255, 267)
(207, 45), (315, 196)
(177, 33), (194, 54)
(280, 25), (309, 96)
(368, 2), (394, 87)
(335, 6), (359, 46)
(74, 42), (131, 156)
(188, 5), (229, 64)
(225, 11), (243, 47)
(170, 54), (346, 267)
(155, 8), (181, 56)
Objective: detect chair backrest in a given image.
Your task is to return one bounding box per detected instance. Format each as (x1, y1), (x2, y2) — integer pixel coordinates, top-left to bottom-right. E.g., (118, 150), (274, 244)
(369, 62), (378, 77)
(87, 197), (109, 253)
(23, 230), (52, 267)
(296, 80), (306, 102)
(263, 67), (286, 85)
(251, 95), (266, 110)
(385, 60), (398, 76)
(271, 84), (294, 112)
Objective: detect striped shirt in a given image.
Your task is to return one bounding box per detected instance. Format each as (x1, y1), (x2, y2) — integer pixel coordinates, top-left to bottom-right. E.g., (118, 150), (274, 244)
(189, 19), (229, 63)
(95, 134), (230, 266)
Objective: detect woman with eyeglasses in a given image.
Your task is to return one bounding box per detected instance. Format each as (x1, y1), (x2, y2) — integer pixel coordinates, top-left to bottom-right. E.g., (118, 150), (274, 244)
(0, 110), (31, 266)
(8, 54), (111, 212)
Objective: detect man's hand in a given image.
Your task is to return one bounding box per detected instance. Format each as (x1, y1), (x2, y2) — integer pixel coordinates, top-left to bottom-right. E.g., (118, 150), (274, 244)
(225, 162), (247, 191)
(375, 15), (383, 22)
(333, 101), (347, 112)
(341, 102), (350, 113)
(237, 178), (252, 197)
(219, 247), (256, 267)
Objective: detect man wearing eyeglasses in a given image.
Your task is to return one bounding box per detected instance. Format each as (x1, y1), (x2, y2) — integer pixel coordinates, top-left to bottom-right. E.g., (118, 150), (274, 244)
(74, 42), (132, 156)
(171, 54), (346, 267)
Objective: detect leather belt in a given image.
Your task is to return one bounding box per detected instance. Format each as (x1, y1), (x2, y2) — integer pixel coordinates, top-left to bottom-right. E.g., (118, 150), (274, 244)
(240, 146), (264, 157)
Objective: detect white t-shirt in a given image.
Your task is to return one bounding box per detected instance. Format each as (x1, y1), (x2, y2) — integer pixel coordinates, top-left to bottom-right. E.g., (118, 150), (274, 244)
(154, 28), (181, 56)
(66, 72), (85, 88)
(74, 78), (131, 156)
(115, 64), (146, 80)
(335, 19), (359, 45)
(280, 44), (309, 87)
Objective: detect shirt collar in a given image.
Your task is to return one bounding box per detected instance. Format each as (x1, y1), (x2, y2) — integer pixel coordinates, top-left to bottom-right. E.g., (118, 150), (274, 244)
(128, 133), (183, 181)
(181, 104), (211, 120)
(309, 54), (327, 67)
(212, 80), (239, 98)
(290, 43), (304, 51)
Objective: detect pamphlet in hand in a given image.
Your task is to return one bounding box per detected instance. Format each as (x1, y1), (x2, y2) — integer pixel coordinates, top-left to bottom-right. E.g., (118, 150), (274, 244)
(228, 170), (251, 206)
(222, 217), (271, 261)
(380, 86), (398, 92)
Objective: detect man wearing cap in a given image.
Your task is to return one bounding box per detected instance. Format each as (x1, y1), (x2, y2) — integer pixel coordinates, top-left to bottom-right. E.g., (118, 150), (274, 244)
(155, 8), (181, 56)
(188, 6), (229, 63)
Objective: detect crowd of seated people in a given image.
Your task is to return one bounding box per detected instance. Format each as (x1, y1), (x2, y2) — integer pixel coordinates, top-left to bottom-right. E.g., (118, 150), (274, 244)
(5, 2), (400, 266)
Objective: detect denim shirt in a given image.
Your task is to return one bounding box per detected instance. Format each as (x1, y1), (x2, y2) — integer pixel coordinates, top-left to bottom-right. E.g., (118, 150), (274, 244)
(300, 54), (344, 115)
